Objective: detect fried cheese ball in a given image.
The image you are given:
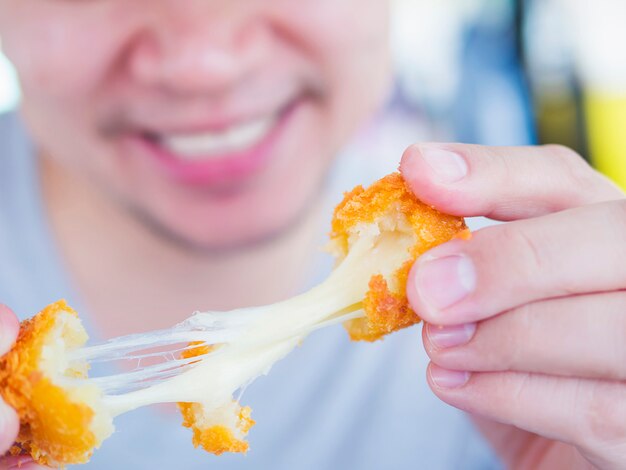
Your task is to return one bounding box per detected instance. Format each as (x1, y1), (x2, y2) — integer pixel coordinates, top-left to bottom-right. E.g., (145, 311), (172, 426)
(0, 301), (113, 467)
(329, 172), (467, 341)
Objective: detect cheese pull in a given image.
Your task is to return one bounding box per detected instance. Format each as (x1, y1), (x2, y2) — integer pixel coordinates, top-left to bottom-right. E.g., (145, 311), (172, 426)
(0, 173), (467, 467)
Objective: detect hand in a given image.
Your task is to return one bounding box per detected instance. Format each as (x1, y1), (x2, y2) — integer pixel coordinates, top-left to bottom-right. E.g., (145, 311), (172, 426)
(0, 306), (45, 469)
(400, 143), (626, 469)
(0, 305), (20, 455)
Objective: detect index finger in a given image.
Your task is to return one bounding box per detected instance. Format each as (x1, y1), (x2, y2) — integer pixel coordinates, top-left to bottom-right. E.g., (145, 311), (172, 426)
(407, 200), (626, 325)
(400, 143), (624, 221)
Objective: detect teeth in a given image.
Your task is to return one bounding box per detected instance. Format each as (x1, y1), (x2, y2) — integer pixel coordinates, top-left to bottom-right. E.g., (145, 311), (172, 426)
(159, 116), (276, 161)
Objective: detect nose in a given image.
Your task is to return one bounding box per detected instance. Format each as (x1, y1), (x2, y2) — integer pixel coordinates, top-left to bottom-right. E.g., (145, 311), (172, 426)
(128, 1), (270, 96)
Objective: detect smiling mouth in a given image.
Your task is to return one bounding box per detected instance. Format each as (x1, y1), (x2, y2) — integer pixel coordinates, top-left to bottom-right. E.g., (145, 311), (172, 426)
(145, 113), (279, 161)
(127, 99), (301, 185)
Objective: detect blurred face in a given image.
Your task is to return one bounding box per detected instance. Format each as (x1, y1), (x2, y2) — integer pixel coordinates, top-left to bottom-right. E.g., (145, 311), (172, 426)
(0, 0), (391, 248)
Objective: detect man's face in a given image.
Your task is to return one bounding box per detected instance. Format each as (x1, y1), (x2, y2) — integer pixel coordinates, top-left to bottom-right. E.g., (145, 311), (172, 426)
(0, 0), (391, 248)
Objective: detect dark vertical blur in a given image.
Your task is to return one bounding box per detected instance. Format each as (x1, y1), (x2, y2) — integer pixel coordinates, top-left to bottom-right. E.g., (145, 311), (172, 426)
(518, 0), (590, 161)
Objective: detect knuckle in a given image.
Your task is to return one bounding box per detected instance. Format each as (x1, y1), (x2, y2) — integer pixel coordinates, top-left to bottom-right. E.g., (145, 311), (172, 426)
(544, 144), (621, 202)
(488, 146), (517, 181)
(482, 303), (535, 371)
(618, 293), (626, 378)
(601, 200), (626, 256)
(578, 382), (626, 449)
(544, 143), (582, 161)
(508, 372), (534, 418)
(472, 223), (544, 292)
(405, 143), (421, 157)
(504, 303), (534, 369)
(610, 199), (626, 229)
(548, 145), (594, 184)
(500, 223), (544, 273)
(544, 144), (588, 172)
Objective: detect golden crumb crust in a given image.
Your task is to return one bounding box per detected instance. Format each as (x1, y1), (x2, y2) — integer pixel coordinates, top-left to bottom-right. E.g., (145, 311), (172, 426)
(0, 301), (97, 467)
(179, 402), (254, 456)
(331, 173), (467, 341)
(178, 343), (255, 456)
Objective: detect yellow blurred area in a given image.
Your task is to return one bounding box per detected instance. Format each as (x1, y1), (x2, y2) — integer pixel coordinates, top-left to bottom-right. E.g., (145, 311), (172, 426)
(584, 92), (626, 191)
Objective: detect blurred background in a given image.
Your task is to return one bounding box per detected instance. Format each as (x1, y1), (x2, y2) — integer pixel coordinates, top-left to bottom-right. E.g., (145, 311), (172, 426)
(1, 0), (624, 189)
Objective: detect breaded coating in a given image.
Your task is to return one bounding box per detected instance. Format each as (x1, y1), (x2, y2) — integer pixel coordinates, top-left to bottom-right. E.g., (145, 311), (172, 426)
(0, 301), (112, 467)
(330, 173), (467, 341)
(179, 401), (254, 455)
(178, 343), (255, 455)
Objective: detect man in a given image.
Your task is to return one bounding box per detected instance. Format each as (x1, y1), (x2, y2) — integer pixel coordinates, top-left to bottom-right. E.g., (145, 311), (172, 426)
(0, 1), (625, 469)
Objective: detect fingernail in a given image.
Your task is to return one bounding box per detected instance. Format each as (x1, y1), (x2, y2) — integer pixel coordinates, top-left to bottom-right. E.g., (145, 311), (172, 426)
(429, 365), (470, 389)
(421, 147), (468, 183)
(426, 323), (476, 349)
(9, 457), (34, 469)
(415, 254), (476, 312)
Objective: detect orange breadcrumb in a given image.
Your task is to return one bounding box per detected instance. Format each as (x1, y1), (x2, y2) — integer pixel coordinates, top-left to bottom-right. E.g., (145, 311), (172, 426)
(178, 343), (255, 455)
(0, 301), (110, 467)
(331, 173), (467, 341)
(179, 402), (254, 455)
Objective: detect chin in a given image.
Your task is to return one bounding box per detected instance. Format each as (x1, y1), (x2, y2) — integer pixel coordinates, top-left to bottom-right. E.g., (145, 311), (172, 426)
(136, 213), (304, 254)
(130, 187), (319, 253)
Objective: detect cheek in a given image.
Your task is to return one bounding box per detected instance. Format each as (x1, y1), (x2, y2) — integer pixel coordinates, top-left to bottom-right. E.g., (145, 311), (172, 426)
(0, 1), (141, 100)
(272, 0), (391, 134)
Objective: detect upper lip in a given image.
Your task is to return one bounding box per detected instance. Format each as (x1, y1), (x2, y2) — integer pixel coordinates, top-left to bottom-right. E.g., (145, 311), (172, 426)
(123, 90), (302, 137)
(142, 110), (283, 137)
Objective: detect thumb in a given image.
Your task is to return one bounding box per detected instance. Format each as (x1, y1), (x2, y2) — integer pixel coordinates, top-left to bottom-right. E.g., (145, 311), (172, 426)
(400, 143), (623, 221)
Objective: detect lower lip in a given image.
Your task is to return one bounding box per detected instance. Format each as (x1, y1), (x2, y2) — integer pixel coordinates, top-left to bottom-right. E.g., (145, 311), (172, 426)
(125, 101), (299, 186)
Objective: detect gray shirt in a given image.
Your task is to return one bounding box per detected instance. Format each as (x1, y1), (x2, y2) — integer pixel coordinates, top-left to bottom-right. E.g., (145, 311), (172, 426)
(0, 112), (500, 469)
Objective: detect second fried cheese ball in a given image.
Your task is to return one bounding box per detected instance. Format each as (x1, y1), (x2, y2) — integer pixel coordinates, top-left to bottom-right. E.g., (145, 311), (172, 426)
(179, 401), (255, 456)
(0, 301), (113, 467)
(329, 172), (467, 341)
(178, 343), (255, 455)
